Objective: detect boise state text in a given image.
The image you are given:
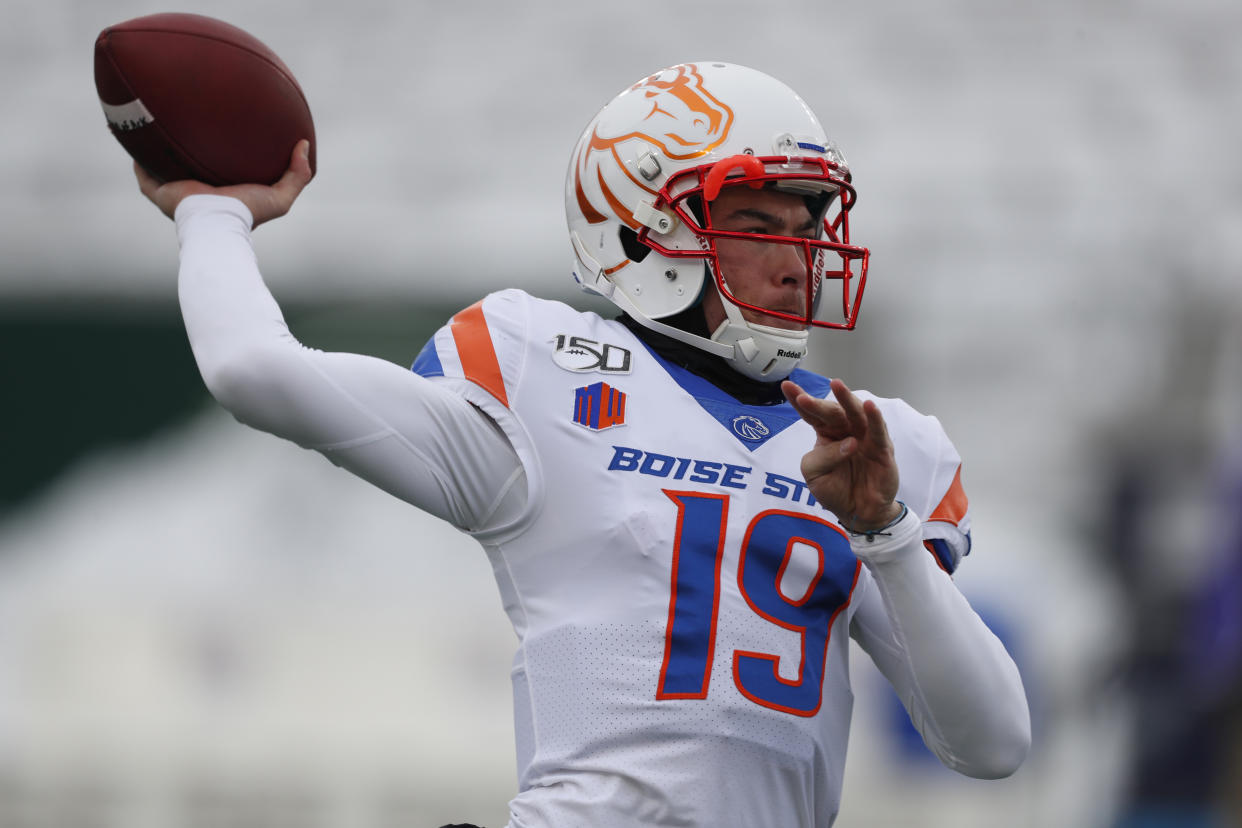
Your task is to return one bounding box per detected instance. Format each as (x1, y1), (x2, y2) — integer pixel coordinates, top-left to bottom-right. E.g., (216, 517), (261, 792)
(608, 445), (826, 508)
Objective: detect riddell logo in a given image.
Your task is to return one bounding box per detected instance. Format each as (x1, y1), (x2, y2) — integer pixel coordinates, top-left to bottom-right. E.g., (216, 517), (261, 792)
(777, 349), (804, 359)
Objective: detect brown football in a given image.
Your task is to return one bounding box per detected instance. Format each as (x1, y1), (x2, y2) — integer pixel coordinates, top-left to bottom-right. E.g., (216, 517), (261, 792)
(94, 13), (316, 185)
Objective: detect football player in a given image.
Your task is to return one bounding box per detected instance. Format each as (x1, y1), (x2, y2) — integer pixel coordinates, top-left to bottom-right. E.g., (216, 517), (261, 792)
(136, 62), (1030, 828)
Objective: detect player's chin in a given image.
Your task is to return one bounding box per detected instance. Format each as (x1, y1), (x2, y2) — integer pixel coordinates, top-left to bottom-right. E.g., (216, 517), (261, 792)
(746, 310), (808, 331)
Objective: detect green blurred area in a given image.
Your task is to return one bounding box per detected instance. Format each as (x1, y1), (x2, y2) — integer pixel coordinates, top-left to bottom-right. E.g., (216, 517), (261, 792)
(0, 301), (460, 517)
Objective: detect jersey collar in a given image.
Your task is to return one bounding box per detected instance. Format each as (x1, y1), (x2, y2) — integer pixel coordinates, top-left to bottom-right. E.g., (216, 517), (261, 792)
(638, 340), (834, 451)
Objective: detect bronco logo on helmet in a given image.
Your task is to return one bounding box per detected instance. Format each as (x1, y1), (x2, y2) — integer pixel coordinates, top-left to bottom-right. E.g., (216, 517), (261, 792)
(572, 64), (734, 233)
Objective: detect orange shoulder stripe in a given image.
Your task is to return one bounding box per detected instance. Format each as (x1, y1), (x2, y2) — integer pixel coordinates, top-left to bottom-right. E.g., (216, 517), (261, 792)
(928, 465), (968, 525)
(449, 300), (509, 407)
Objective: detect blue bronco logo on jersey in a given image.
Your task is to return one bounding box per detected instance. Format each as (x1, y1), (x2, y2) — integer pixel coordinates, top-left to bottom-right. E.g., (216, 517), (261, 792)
(731, 415), (770, 442)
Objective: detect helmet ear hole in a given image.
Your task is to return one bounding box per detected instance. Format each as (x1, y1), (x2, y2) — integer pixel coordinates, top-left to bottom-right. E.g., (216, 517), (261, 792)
(618, 226), (652, 263)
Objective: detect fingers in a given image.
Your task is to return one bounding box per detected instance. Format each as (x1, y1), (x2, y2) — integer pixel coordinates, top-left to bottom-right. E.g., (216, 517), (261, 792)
(791, 379), (901, 522)
(134, 161), (158, 201)
(782, 380), (849, 434)
(819, 380), (893, 460)
(275, 139), (314, 193)
(830, 379), (869, 434)
(861, 397), (893, 453)
(781, 380), (805, 409)
(133, 161), (180, 218)
(830, 379), (891, 450)
(784, 380), (891, 457)
(248, 139), (313, 228)
(801, 433), (857, 480)
(133, 161), (187, 220)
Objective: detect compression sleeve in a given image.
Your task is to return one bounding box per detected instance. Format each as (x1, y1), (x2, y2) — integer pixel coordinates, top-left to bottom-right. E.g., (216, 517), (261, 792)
(173, 194), (526, 533)
(848, 509), (1031, 778)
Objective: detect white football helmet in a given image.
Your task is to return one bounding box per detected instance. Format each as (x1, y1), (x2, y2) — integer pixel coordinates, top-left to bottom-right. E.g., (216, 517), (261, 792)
(565, 62), (870, 381)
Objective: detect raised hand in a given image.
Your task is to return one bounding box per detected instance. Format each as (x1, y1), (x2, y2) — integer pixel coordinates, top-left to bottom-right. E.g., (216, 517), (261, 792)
(781, 378), (902, 533)
(135, 139), (314, 229)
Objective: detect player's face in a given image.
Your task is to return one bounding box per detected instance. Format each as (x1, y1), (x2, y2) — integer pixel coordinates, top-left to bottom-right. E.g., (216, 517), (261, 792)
(701, 185), (818, 333)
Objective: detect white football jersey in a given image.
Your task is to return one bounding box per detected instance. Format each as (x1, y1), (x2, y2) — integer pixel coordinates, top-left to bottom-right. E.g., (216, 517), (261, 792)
(413, 289), (972, 828)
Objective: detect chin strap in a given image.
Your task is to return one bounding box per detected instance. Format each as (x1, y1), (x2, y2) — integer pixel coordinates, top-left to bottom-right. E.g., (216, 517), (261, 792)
(611, 285), (734, 360)
(709, 288), (809, 381)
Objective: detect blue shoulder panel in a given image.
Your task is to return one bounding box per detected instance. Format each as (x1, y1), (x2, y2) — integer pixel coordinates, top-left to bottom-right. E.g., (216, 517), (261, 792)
(411, 337), (444, 378)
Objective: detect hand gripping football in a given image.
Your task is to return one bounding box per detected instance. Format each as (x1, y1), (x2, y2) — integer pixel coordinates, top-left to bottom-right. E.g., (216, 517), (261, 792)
(94, 13), (316, 185)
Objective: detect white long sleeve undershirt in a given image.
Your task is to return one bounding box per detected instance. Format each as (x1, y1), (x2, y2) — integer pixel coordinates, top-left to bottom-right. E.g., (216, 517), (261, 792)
(848, 511), (1030, 777)
(175, 194), (527, 532)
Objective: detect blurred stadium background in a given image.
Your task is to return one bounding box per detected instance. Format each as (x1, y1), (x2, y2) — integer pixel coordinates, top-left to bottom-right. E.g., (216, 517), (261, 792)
(2, 0), (1240, 825)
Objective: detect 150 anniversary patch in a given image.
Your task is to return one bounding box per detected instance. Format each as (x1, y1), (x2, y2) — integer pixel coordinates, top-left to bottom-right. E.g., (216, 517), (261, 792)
(551, 335), (632, 374)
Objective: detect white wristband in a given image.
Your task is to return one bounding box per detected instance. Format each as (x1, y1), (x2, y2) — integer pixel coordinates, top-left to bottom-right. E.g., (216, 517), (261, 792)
(847, 504), (923, 562)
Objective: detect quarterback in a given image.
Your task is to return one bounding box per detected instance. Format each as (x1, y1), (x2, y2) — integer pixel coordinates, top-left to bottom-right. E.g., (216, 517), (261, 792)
(137, 63), (1029, 827)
